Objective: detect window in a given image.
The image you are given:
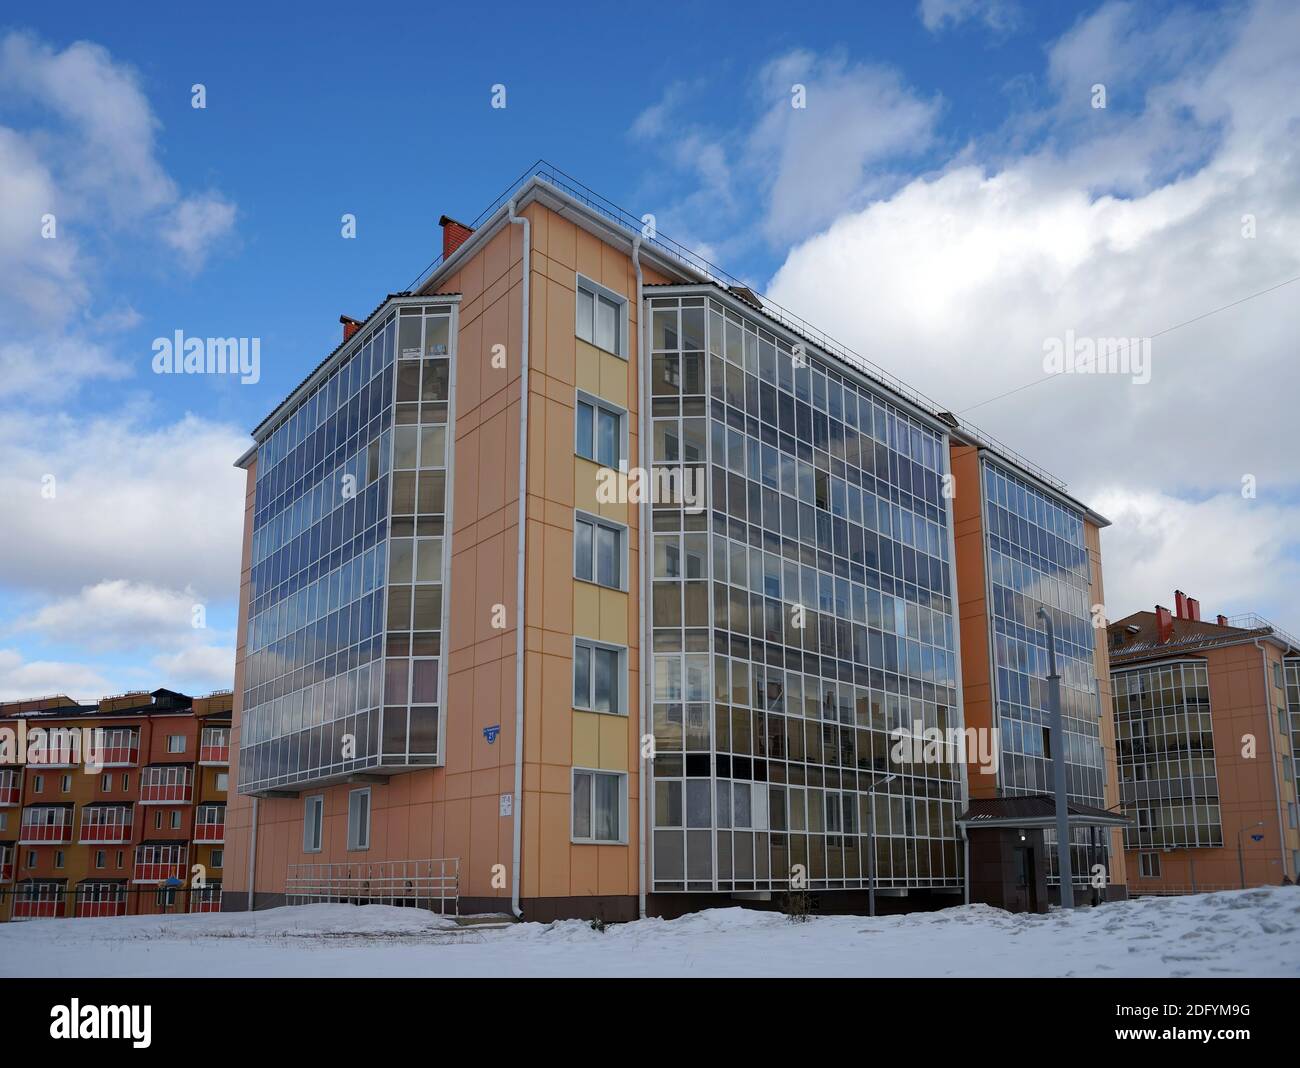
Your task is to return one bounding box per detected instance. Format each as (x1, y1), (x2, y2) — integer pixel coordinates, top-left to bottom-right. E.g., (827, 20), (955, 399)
(574, 513), (625, 590)
(100, 773), (111, 792)
(304, 795), (324, 853)
(1139, 853), (1161, 878)
(573, 639), (626, 715)
(1275, 661), (1284, 689)
(576, 393), (625, 468)
(121, 774), (129, 791)
(170, 811), (182, 830)
(212, 849), (224, 869)
(167, 735), (186, 754)
(26, 851), (36, 868)
(572, 769), (625, 844)
(347, 788), (370, 851)
(576, 277), (625, 357)
(32, 775), (43, 794)
(95, 850), (105, 870)
(115, 850), (124, 868)
(216, 772), (229, 792)
(54, 850), (64, 869)
(60, 775), (71, 793)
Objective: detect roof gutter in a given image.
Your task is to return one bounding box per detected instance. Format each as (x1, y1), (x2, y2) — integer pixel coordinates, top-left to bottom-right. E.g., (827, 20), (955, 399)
(508, 198), (530, 920)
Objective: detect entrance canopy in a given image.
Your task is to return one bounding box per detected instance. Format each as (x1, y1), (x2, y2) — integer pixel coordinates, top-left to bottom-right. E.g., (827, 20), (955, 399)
(957, 794), (1129, 830)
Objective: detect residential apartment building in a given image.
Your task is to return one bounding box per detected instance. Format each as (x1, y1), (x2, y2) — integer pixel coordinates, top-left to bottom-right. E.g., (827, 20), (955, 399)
(225, 164), (1120, 920)
(0, 688), (231, 920)
(1109, 593), (1299, 894)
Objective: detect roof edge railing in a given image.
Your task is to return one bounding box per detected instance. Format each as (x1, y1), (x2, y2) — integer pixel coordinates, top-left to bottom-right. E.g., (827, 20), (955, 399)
(408, 161), (1069, 494)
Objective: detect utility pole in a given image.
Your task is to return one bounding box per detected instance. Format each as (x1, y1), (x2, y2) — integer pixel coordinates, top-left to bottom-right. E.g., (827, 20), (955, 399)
(1037, 607), (1073, 909)
(1238, 822), (1264, 889)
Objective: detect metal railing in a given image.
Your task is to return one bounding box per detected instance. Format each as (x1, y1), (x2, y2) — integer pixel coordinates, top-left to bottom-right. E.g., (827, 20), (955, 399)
(1226, 614), (1300, 651)
(1128, 883), (1240, 897)
(406, 160), (1069, 493)
(285, 858), (460, 915)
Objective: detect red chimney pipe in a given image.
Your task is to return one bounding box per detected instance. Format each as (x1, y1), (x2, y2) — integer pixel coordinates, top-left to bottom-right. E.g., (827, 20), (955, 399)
(1174, 590), (1187, 619)
(439, 215), (474, 260)
(1216, 614), (1228, 627)
(1156, 605), (1174, 643)
(1187, 597), (1201, 622)
(340, 315), (361, 342)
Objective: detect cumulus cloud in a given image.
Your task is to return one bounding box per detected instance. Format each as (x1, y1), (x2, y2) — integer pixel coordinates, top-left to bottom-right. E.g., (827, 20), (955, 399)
(0, 650), (112, 704)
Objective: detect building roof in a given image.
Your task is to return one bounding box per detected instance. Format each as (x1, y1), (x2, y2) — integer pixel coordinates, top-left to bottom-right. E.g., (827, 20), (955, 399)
(1107, 611), (1298, 665)
(957, 794), (1129, 828)
(0, 687), (232, 721)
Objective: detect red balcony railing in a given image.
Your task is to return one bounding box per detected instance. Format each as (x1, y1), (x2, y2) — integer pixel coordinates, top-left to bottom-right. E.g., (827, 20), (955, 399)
(96, 743), (140, 768)
(132, 847), (188, 885)
(79, 810), (133, 843)
(194, 821), (225, 844)
(0, 771), (19, 806)
(189, 885), (222, 913)
(199, 729), (230, 766)
(75, 887), (127, 918)
(19, 814), (73, 844)
(139, 769), (193, 805)
(11, 883), (66, 919)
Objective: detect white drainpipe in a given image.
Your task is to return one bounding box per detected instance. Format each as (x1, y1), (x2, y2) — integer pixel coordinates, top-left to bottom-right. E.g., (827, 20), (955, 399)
(508, 199), (530, 919)
(1253, 637), (1291, 882)
(632, 235), (647, 920)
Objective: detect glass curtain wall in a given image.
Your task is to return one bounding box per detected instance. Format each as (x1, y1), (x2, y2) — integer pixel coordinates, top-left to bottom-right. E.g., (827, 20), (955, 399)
(648, 294), (963, 894)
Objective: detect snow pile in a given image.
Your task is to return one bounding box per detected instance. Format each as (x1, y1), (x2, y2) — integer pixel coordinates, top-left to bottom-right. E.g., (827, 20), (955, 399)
(3, 886), (1296, 978)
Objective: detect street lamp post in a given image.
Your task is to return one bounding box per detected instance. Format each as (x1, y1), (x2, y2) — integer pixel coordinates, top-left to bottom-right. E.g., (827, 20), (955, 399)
(866, 773), (898, 918)
(1037, 607), (1074, 909)
(1237, 822), (1265, 889)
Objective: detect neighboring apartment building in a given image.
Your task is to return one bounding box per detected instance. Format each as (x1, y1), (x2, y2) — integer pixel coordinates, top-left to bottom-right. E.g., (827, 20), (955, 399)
(0, 688), (231, 920)
(224, 164), (1119, 920)
(1109, 593), (1299, 894)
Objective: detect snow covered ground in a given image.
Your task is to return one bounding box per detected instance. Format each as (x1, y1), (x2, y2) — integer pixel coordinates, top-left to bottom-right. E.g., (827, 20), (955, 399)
(2, 886), (1296, 978)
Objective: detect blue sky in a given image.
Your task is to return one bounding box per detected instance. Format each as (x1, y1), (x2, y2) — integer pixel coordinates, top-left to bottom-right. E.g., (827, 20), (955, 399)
(2, 0), (1297, 700)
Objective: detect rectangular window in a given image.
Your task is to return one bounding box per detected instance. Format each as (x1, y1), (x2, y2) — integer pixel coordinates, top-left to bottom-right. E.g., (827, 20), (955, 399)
(572, 769), (625, 844)
(575, 278), (625, 357)
(60, 775), (71, 792)
(216, 772), (229, 792)
(575, 393), (624, 468)
(100, 773), (111, 791)
(212, 848), (224, 869)
(33, 775), (43, 794)
(574, 513), (625, 590)
(167, 735), (186, 754)
(304, 795), (324, 853)
(1139, 853), (1161, 878)
(573, 639), (625, 715)
(54, 850), (64, 869)
(347, 788), (370, 851)
(170, 811), (182, 830)
(95, 850), (105, 869)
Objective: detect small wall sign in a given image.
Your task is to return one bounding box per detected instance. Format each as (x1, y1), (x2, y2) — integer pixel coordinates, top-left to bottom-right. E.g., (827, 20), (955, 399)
(483, 724), (500, 743)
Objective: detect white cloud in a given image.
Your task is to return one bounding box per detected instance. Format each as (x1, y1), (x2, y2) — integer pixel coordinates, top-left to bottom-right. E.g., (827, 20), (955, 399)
(749, 51), (941, 242)
(150, 642), (235, 692)
(1091, 488), (1300, 624)
(919, 0), (1019, 34)
(164, 192), (238, 271)
(15, 580), (210, 651)
(759, 0), (1300, 625)
(0, 410), (248, 597)
(0, 650), (111, 704)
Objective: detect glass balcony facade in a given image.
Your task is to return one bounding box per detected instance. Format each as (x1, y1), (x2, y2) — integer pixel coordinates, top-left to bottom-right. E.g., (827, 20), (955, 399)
(647, 294), (963, 894)
(981, 458), (1108, 883)
(238, 297), (456, 793)
(1113, 659), (1223, 848)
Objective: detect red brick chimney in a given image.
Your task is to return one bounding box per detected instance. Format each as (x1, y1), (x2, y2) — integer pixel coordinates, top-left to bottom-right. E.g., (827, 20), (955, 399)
(439, 215), (474, 259)
(1156, 605), (1174, 643)
(340, 315), (361, 342)
(1186, 597), (1201, 622)
(1174, 589), (1187, 619)
(1216, 614), (1229, 627)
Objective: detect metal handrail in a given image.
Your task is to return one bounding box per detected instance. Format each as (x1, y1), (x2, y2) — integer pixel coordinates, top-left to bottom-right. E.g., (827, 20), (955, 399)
(1225, 614), (1300, 651)
(285, 858), (460, 916)
(407, 160), (1069, 493)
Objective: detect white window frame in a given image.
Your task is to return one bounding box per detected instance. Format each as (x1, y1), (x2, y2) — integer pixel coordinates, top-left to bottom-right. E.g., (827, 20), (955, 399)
(347, 788), (371, 852)
(574, 510), (628, 591)
(166, 735), (186, 754)
(212, 848), (224, 869)
(570, 767), (627, 845)
(575, 275), (627, 358)
(304, 794), (325, 853)
(572, 637), (628, 717)
(574, 390), (628, 469)
(1139, 852), (1161, 878)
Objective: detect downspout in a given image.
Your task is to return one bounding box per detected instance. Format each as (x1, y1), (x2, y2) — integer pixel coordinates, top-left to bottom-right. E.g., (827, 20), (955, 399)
(246, 795), (258, 912)
(632, 235), (647, 920)
(508, 199), (530, 919)
(1253, 638), (1290, 882)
